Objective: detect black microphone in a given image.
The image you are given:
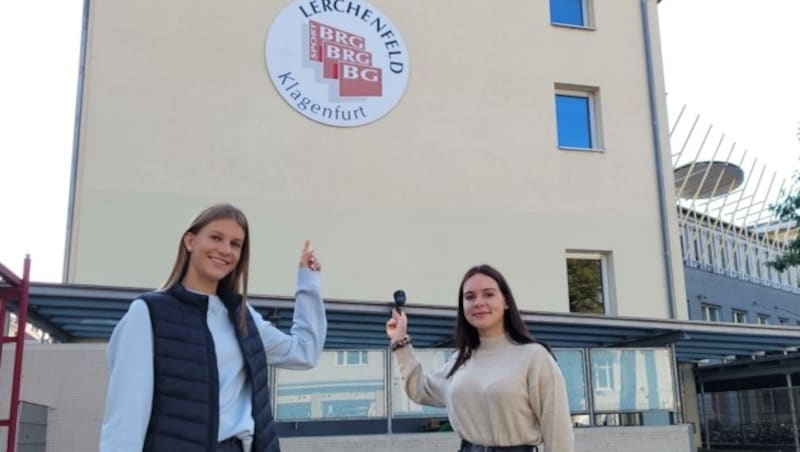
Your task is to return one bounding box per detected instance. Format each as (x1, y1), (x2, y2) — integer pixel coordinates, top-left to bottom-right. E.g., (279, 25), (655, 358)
(393, 289), (406, 313)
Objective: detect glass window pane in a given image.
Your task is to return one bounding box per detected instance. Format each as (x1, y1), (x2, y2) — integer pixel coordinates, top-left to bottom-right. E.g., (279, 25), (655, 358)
(553, 349), (587, 412)
(550, 0), (585, 26)
(391, 349), (450, 417)
(556, 94), (592, 148)
(276, 350), (386, 420)
(733, 310), (747, 323)
(567, 258), (604, 314)
(590, 348), (675, 412)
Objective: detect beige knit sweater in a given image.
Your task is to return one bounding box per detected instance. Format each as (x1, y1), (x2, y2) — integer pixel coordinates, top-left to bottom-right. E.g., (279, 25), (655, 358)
(394, 334), (575, 451)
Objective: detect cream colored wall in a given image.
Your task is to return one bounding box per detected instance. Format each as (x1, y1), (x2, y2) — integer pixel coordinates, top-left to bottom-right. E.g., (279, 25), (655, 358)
(68, 0), (686, 318)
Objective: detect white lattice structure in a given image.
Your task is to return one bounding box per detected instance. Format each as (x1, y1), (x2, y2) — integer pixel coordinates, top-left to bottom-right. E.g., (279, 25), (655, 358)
(671, 105), (800, 294)
(679, 211), (800, 293)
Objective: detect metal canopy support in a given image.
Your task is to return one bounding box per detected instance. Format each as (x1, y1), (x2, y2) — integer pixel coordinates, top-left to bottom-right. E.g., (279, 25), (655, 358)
(0, 257), (31, 452)
(670, 344), (684, 424)
(787, 373), (800, 452)
(700, 381), (710, 449)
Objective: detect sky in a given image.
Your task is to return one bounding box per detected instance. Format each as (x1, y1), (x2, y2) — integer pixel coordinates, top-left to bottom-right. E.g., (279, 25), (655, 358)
(0, 0), (799, 283)
(659, 0), (800, 175)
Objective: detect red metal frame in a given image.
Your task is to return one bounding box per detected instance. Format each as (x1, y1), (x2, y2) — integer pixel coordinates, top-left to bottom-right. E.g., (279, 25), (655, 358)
(0, 256), (31, 452)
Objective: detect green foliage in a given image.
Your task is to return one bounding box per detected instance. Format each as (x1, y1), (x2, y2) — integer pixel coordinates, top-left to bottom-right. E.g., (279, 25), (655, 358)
(767, 171), (800, 272)
(766, 125), (800, 272)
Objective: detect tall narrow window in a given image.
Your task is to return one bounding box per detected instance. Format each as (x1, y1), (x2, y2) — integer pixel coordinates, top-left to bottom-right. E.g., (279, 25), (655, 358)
(555, 93), (593, 149)
(757, 314), (770, 325)
(550, 0), (587, 27)
(567, 252), (610, 314)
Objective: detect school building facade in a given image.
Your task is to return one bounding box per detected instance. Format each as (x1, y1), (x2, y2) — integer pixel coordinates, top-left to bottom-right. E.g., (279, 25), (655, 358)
(2, 0), (800, 451)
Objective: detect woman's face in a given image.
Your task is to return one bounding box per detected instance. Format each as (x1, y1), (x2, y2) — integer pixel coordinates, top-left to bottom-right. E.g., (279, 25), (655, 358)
(182, 218), (245, 293)
(462, 273), (507, 337)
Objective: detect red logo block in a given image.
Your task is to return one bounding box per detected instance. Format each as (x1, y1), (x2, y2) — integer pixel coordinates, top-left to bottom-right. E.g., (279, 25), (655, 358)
(309, 20), (365, 62)
(308, 20), (381, 97)
(322, 41), (373, 79)
(339, 62), (382, 97)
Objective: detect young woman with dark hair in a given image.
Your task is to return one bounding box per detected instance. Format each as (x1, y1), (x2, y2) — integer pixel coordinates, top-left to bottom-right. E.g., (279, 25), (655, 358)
(100, 204), (327, 452)
(386, 264), (574, 452)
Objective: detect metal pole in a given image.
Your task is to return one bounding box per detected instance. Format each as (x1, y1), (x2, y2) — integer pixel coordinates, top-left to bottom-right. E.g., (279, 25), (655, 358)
(700, 381), (711, 449)
(669, 345), (683, 424)
(585, 348), (595, 426)
(668, 103), (686, 139)
(0, 299), (6, 370)
(640, 0), (679, 320)
(737, 390), (744, 448)
(787, 373), (800, 452)
(385, 347), (393, 434)
(7, 256), (30, 452)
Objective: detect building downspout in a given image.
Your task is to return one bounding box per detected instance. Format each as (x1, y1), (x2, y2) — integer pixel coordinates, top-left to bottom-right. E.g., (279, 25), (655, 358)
(641, 0), (678, 319)
(63, 0), (91, 282)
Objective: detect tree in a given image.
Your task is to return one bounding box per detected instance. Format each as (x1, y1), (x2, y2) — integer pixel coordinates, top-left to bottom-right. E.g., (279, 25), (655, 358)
(767, 126), (800, 272)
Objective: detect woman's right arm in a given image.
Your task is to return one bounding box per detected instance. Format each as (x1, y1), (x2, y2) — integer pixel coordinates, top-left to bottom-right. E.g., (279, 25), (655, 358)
(99, 299), (153, 452)
(386, 310), (450, 407)
(392, 344), (451, 407)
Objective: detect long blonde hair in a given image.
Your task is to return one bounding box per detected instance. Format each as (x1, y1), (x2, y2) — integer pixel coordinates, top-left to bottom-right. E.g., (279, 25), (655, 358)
(162, 203), (250, 330)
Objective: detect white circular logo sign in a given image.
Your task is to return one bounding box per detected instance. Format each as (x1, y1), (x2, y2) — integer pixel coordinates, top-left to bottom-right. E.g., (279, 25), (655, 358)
(265, 1), (409, 127)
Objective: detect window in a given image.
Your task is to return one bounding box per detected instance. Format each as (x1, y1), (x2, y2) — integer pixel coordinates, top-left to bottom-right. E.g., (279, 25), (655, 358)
(276, 350), (386, 421)
(593, 355), (614, 391)
(555, 86), (600, 150)
(732, 310), (748, 324)
(567, 252), (611, 314)
(336, 350), (369, 366)
(779, 317), (790, 325)
(757, 314), (770, 325)
(701, 304), (721, 322)
(550, 0), (588, 27)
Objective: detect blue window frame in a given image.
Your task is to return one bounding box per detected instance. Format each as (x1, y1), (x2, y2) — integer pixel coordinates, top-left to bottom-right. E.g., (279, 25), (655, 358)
(550, 0), (586, 27)
(555, 93), (593, 149)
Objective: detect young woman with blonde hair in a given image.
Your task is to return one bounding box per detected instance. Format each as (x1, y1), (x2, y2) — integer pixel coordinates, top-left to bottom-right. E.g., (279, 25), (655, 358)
(100, 204), (326, 452)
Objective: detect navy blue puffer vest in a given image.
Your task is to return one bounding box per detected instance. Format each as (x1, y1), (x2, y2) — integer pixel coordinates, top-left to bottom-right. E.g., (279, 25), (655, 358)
(139, 283), (279, 452)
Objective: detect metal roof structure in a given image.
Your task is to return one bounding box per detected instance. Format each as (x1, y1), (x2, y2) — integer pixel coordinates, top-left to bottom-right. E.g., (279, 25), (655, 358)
(9, 282), (800, 363)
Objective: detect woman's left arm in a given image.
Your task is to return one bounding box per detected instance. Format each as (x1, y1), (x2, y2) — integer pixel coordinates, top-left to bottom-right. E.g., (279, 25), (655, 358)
(250, 267), (326, 369)
(528, 346), (575, 452)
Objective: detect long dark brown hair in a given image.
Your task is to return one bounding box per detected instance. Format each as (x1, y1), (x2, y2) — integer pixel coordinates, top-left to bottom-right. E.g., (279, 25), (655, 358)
(162, 203), (250, 330)
(446, 264), (548, 378)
